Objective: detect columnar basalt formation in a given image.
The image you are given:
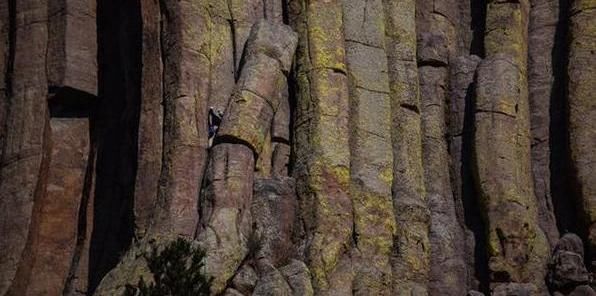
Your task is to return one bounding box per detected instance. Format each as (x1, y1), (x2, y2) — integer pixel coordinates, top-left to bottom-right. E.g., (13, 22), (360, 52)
(0, 0), (51, 293)
(382, 0), (430, 294)
(416, 0), (467, 294)
(342, 0), (395, 294)
(528, 0), (561, 248)
(475, 0), (549, 291)
(1, 1), (595, 295)
(290, 1), (353, 294)
(568, 0), (596, 265)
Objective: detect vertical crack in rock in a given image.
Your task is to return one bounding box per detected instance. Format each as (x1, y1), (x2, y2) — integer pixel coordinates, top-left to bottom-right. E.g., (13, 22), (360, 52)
(382, 0), (430, 294)
(449, 54), (489, 292)
(0, 0), (51, 293)
(88, 0), (140, 291)
(475, 0), (549, 291)
(567, 0), (596, 268)
(198, 20), (297, 295)
(290, 0), (354, 294)
(342, 0), (396, 294)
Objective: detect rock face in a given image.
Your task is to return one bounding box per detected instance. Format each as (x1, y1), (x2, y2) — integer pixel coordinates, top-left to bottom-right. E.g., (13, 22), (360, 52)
(0, 1), (595, 296)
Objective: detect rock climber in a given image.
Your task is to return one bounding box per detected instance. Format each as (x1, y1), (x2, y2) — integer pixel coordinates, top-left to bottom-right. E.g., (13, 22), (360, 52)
(208, 107), (224, 147)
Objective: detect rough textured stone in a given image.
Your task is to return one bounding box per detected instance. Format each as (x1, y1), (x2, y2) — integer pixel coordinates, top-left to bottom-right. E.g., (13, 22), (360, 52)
(383, 0), (430, 294)
(475, 53), (548, 289)
(149, 0), (210, 237)
(416, 1), (467, 294)
(198, 143), (255, 294)
(568, 0), (596, 261)
(252, 178), (297, 269)
(0, 0), (51, 293)
(47, 0), (97, 95)
(449, 54), (483, 290)
(548, 234), (591, 292)
(279, 260), (315, 296)
(528, 0), (561, 248)
(133, 0), (163, 240)
(290, 0), (353, 294)
(342, 1), (395, 294)
(23, 118), (90, 296)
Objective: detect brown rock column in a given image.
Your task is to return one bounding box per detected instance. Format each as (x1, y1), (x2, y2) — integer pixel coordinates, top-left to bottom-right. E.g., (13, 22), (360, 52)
(476, 0), (549, 288)
(290, 0), (354, 294)
(528, 0), (560, 248)
(0, 0), (8, 160)
(567, 0), (596, 263)
(416, 0), (467, 294)
(24, 118), (91, 296)
(133, 0), (163, 239)
(0, 0), (51, 293)
(198, 20), (297, 294)
(150, 0), (210, 237)
(382, 0), (430, 294)
(341, 0), (396, 294)
(47, 0), (97, 95)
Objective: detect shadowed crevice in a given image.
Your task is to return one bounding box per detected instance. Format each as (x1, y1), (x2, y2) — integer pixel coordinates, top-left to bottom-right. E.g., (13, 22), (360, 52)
(88, 0), (142, 292)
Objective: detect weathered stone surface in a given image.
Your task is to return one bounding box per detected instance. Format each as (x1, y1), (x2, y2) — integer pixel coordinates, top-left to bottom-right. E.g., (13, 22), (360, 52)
(47, 0), (97, 95)
(528, 0), (561, 248)
(0, 0), (50, 293)
(243, 20), (299, 73)
(271, 142), (290, 178)
(383, 0), (430, 294)
(252, 178), (297, 269)
(253, 266), (292, 296)
(134, 0), (163, 240)
(416, 0), (466, 294)
(279, 259), (315, 296)
(232, 264), (258, 295)
(475, 53), (548, 288)
(291, 0), (353, 294)
(568, 0), (596, 260)
(0, 0), (8, 162)
(150, 0), (210, 237)
(548, 234), (591, 292)
(492, 283), (538, 295)
(449, 54), (483, 290)
(342, 1), (395, 294)
(198, 143), (254, 294)
(218, 21), (297, 154)
(23, 118), (90, 296)
(420, 65), (466, 296)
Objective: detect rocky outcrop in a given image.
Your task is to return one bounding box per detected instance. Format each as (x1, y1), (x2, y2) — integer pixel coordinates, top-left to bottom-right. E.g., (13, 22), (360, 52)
(548, 233), (593, 294)
(1, 1), (595, 295)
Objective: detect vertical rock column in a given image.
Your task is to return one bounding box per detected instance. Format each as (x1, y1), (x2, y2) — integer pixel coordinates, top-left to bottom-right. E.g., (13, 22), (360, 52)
(528, 0), (560, 248)
(150, 0), (210, 237)
(475, 0), (548, 290)
(198, 20), (297, 294)
(341, 0), (396, 294)
(567, 0), (596, 262)
(21, 0), (97, 294)
(133, 0), (163, 239)
(0, 0), (8, 159)
(290, 0), (354, 294)
(0, 0), (50, 293)
(416, 0), (467, 294)
(382, 0), (430, 294)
